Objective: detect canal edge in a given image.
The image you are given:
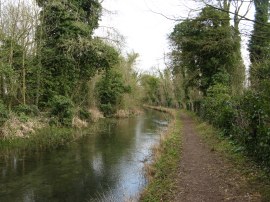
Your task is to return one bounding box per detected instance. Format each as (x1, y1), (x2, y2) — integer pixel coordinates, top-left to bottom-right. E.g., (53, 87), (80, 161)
(140, 106), (183, 201)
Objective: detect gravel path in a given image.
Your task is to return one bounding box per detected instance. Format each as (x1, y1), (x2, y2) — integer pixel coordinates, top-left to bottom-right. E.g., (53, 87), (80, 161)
(173, 113), (261, 202)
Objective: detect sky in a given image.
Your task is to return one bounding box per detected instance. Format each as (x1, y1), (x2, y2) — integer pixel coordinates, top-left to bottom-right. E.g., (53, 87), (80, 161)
(97, 0), (195, 72)
(96, 0), (254, 72)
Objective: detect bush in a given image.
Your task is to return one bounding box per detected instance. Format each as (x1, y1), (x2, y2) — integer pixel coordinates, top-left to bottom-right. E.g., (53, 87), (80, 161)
(49, 95), (74, 126)
(234, 90), (270, 164)
(99, 103), (114, 117)
(199, 87), (270, 166)
(200, 84), (235, 135)
(96, 69), (128, 116)
(78, 108), (91, 120)
(14, 104), (39, 116)
(0, 100), (9, 126)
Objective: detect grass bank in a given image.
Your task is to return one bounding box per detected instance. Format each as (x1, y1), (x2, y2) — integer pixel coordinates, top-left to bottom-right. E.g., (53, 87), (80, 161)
(141, 106), (182, 201)
(0, 107), (141, 154)
(192, 113), (270, 201)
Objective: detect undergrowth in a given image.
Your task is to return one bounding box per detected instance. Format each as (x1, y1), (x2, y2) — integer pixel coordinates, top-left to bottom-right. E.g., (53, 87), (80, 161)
(0, 125), (104, 154)
(194, 115), (270, 202)
(0, 127), (76, 152)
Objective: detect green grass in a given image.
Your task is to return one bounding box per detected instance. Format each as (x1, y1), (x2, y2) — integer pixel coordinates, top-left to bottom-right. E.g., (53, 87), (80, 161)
(141, 110), (182, 201)
(194, 116), (270, 202)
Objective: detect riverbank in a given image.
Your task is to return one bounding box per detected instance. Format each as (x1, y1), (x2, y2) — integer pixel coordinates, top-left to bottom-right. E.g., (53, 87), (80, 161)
(0, 107), (142, 153)
(0, 126), (94, 154)
(0, 116), (96, 153)
(141, 108), (270, 201)
(141, 106), (182, 201)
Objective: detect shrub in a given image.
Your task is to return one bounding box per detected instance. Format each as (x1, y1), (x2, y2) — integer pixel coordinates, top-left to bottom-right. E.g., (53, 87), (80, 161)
(78, 108), (91, 120)
(99, 103), (114, 116)
(14, 104), (39, 116)
(234, 90), (270, 164)
(0, 100), (9, 126)
(200, 84), (235, 135)
(199, 87), (270, 166)
(96, 69), (128, 116)
(49, 95), (74, 126)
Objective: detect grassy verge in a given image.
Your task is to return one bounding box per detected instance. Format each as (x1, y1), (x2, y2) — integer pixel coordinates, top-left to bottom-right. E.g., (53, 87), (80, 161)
(192, 113), (270, 201)
(141, 107), (182, 201)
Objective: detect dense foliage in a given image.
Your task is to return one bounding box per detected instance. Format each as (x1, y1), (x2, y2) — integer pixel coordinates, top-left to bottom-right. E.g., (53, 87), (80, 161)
(169, 3), (270, 166)
(96, 69), (129, 116)
(36, 0), (118, 105)
(1, 0), (269, 168)
(170, 7), (243, 101)
(0, 0), (141, 127)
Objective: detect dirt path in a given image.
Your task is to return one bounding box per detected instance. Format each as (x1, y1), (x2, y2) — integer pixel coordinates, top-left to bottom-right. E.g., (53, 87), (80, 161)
(173, 113), (261, 202)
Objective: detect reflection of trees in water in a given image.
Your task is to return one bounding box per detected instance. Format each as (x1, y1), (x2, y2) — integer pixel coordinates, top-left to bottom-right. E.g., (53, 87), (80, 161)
(0, 111), (166, 201)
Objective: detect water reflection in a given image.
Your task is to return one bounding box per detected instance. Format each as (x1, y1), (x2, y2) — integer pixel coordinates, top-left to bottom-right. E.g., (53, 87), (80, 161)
(0, 110), (168, 202)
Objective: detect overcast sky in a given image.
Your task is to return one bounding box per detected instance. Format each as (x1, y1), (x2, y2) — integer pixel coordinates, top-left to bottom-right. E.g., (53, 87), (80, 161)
(97, 0), (196, 72)
(97, 0), (254, 72)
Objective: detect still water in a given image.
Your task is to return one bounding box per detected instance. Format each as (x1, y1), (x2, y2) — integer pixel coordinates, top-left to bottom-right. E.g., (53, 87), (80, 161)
(0, 110), (169, 202)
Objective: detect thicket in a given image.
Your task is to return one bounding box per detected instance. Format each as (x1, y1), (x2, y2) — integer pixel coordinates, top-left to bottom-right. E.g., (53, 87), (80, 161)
(96, 69), (129, 116)
(200, 87), (270, 165)
(0, 0), (143, 131)
(140, 69), (178, 108)
(169, 3), (270, 167)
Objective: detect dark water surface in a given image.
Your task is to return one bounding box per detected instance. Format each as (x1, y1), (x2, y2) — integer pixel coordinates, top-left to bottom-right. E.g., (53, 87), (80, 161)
(0, 110), (169, 202)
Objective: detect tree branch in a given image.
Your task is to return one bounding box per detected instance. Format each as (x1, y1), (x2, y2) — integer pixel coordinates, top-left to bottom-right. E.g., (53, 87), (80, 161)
(205, 2), (269, 27)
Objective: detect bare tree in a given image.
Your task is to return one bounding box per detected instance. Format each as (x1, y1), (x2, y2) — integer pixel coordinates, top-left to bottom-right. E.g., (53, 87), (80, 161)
(0, 0), (38, 107)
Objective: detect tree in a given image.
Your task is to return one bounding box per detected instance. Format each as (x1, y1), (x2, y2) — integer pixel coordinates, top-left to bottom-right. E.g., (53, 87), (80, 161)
(158, 68), (176, 107)
(196, 0), (250, 94)
(169, 6), (242, 108)
(96, 69), (128, 116)
(116, 52), (141, 110)
(0, 0), (39, 109)
(140, 74), (162, 106)
(36, 0), (114, 106)
(249, 0), (270, 88)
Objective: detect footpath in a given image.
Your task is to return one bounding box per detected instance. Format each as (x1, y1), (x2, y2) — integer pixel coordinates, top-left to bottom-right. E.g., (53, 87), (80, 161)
(173, 113), (261, 202)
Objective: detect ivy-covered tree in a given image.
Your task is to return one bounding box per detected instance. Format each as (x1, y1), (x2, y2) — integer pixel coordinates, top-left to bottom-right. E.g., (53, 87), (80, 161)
(170, 6), (242, 107)
(249, 0), (270, 88)
(96, 69), (129, 116)
(0, 38), (23, 110)
(36, 0), (118, 106)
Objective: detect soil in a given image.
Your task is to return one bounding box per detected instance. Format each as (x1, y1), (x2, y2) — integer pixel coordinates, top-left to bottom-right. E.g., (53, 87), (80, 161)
(173, 113), (261, 202)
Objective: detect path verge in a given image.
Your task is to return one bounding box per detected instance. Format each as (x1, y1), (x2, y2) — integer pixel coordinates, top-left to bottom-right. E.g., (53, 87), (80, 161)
(173, 112), (264, 202)
(141, 109), (270, 201)
(193, 113), (270, 201)
(141, 106), (182, 201)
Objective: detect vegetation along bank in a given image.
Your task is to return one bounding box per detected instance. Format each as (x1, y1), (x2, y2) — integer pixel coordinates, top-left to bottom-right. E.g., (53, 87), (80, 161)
(0, 1), (270, 198)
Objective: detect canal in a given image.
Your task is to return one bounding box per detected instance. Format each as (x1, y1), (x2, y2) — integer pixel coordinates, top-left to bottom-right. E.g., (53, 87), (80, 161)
(0, 110), (169, 202)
